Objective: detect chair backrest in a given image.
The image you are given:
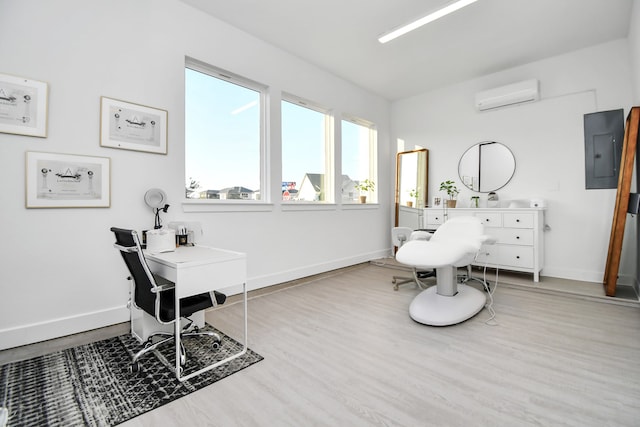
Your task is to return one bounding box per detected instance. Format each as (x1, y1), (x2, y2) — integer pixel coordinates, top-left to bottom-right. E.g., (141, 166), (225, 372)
(430, 216), (485, 251)
(110, 227), (158, 318)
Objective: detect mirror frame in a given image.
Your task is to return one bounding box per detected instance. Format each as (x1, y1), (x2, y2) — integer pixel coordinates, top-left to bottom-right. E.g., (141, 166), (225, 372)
(458, 141), (516, 193)
(395, 148), (428, 227)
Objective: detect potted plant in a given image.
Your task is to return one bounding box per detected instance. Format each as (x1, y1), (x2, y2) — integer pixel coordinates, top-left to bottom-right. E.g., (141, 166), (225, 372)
(470, 196), (480, 208)
(355, 179), (375, 203)
(408, 188), (418, 207)
(439, 180), (460, 208)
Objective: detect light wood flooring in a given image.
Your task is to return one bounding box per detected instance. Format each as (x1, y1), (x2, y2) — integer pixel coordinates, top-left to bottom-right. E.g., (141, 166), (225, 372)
(2, 262), (640, 426)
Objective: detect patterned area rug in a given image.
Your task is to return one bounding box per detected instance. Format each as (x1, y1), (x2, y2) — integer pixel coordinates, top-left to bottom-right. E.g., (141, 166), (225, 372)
(0, 325), (263, 426)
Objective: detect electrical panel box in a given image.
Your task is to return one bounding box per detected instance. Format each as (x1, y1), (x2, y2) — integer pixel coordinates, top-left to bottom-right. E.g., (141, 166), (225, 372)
(584, 109), (624, 189)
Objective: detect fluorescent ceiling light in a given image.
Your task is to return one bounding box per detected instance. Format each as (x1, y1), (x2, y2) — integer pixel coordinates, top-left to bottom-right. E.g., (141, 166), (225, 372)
(378, 0), (478, 44)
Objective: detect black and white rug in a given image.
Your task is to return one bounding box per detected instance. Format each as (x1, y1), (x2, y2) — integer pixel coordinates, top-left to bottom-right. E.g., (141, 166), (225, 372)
(0, 325), (263, 426)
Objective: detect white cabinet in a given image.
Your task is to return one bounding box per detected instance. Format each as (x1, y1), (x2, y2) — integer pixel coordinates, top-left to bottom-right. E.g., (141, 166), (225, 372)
(423, 208), (545, 282)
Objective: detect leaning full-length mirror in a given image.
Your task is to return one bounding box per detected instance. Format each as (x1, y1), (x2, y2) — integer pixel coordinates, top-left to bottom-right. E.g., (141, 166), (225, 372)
(458, 142), (516, 192)
(395, 149), (428, 227)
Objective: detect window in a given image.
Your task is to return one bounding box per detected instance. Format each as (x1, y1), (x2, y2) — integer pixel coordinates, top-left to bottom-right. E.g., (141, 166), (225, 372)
(341, 117), (377, 203)
(185, 60), (265, 201)
(281, 96), (333, 202)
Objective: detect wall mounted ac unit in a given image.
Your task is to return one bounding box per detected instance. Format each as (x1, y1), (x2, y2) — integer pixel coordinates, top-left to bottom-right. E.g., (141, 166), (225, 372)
(475, 79), (539, 111)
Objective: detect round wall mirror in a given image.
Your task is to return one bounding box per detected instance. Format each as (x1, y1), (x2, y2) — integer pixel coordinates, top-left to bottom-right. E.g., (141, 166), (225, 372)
(458, 142), (515, 192)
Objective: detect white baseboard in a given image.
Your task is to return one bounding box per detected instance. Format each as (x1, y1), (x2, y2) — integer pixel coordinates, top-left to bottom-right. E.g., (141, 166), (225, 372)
(210, 249), (389, 296)
(541, 266), (604, 284)
(0, 250), (388, 350)
(542, 266), (638, 288)
(0, 306), (129, 351)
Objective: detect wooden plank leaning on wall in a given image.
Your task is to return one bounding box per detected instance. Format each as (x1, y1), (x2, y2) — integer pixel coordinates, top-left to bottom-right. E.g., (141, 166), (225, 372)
(603, 107), (639, 297)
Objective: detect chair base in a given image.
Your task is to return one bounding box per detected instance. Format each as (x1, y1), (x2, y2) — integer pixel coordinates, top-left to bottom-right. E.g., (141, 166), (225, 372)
(130, 327), (221, 374)
(392, 269), (435, 291)
(409, 283), (486, 326)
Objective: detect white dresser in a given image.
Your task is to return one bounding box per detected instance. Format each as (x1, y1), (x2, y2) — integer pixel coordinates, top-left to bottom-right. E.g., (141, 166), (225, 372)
(423, 207), (545, 282)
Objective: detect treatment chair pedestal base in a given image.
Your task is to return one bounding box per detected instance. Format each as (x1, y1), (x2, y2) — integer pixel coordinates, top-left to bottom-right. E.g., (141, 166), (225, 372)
(409, 267), (486, 326)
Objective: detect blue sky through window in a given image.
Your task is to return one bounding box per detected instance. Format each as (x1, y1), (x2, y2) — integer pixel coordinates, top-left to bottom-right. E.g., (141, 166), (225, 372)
(281, 100), (326, 187)
(185, 68), (261, 192)
(186, 67), (373, 199)
(341, 120), (370, 182)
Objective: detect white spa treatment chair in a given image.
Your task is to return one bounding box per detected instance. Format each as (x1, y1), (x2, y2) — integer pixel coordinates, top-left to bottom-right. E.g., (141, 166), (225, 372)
(396, 216), (490, 326)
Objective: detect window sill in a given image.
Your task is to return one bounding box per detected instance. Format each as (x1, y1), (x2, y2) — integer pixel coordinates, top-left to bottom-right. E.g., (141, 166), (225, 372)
(341, 203), (379, 210)
(182, 200), (380, 213)
(182, 199), (274, 213)
(281, 202), (338, 212)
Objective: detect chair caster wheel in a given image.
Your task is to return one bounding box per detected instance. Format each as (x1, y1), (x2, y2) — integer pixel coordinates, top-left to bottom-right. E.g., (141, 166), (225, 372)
(129, 362), (140, 374)
(212, 341), (221, 350)
(393, 285), (399, 291)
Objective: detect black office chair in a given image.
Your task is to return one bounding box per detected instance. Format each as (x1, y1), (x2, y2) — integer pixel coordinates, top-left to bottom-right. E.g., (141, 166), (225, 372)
(110, 227), (226, 373)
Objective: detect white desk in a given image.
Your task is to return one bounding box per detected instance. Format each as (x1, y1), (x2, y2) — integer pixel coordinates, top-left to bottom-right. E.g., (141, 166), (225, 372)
(145, 245), (247, 382)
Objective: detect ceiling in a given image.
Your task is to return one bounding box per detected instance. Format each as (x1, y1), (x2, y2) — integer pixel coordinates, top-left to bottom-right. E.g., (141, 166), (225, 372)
(179, 0), (633, 101)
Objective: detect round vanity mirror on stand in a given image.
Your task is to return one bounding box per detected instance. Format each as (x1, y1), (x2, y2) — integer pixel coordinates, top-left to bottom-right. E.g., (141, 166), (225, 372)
(144, 188), (169, 229)
(144, 188), (168, 209)
(458, 142), (515, 192)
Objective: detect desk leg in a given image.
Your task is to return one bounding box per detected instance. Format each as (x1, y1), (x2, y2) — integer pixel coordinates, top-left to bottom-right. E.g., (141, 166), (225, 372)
(175, 290), (182, 379)
(176, 282), (248, 382)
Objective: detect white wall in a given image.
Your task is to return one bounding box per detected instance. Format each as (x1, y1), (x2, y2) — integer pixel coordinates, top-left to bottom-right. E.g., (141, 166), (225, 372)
(391, 39), (634, 284)
(631, 0), (640, 103)
(0, 0), (391, 349)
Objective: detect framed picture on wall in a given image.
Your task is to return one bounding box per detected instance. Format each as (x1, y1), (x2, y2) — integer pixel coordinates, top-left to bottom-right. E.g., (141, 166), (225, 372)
(100, 96), (167, 154)
(0, 73), (48, 138)
(26, 151), (111, 208)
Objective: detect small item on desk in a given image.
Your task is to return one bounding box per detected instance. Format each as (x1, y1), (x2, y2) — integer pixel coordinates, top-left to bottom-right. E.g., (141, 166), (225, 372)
(176, 226), (189, 246)
(146, 228), (176, 253)
(141, 230), (148, 249)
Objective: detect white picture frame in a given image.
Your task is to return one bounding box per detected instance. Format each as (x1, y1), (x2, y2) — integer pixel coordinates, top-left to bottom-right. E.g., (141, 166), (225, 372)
(26, 151), (111, 208)
(100, 96), (167, 154)
(0, 73), (48, 138)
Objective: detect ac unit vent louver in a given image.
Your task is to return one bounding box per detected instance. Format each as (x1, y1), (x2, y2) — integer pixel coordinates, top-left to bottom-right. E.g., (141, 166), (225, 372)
(475, 79), (539, 111)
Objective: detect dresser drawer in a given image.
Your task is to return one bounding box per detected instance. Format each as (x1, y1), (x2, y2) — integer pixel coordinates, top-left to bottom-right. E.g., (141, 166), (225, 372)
(494, 228), (534, 246)
(498, 246), (534, 268)
(425, 211), (446, 226)
(503, 213), (534, 228)
(475, 245), (499, 264)
(475, 212), (502, 228)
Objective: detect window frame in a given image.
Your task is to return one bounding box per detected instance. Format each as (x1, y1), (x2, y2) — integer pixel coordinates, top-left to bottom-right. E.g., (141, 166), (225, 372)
(184, 57), (269, 209)
(280, 93), (335, 204)
(341, 115), (378, 204)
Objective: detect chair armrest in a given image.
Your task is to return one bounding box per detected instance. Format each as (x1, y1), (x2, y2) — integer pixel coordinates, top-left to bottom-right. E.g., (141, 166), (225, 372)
(480, 235), (497, 245)
(410, 230), (433, 241)
(113, 243), (137, 253)
(151, 273), (175, 292)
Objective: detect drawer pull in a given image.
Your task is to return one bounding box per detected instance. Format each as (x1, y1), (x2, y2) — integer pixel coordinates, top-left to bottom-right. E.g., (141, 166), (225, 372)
(516, 236), (520, 239)
(516, 256), (520, 259)
(485, 218), (490, 222)
(516, 219), (520, 222)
